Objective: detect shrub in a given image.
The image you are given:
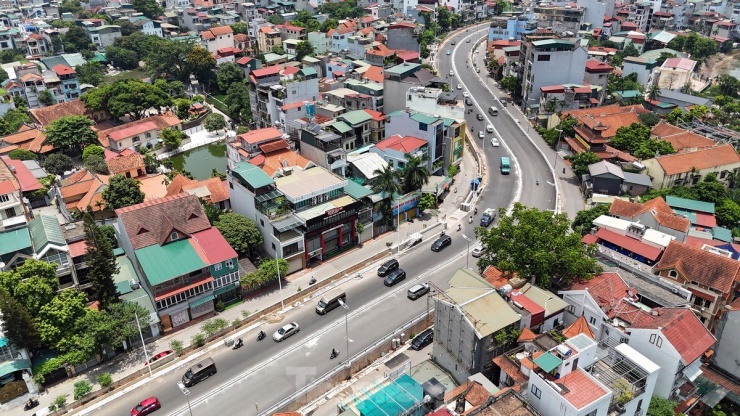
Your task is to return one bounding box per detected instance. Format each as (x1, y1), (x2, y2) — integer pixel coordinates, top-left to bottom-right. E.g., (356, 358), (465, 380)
(170, 339), (184, 354)
(97, 372), (112, 388)
(73, 380), (92, 400)
(49, 394), (68, 411)
(241, 310), (250, 318)
(213, 318), (228, 332)
(191, 333), (206, 347)
(8, 149), (37, 161)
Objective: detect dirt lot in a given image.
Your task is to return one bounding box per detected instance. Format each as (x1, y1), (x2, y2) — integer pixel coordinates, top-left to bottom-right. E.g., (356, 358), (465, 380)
(699, 49), (740, 79)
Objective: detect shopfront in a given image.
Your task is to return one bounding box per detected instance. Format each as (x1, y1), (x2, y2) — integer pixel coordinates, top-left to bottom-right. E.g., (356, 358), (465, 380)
(304, 199), (361, 261)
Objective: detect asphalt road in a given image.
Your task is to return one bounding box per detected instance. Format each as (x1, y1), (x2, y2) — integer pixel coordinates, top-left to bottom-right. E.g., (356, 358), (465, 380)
(98, 27), (561, 416)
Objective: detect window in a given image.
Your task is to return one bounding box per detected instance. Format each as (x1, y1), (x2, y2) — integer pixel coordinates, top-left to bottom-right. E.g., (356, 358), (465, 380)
(537, 54), (551, 62)
(214, 263), (222, 271)
(589, 316), (597, 325)
(668, 270), (678, 278)
(0, 194), (9, 203)
(225, 259), (234, 269)
(566, 305), (575, 315)
(620, 337), (629, 344)
(146, 132), (152, 138)
(260, 219), (264, 227)
(170, 232), (179, 240)
(584, 410), (597, 416)
(530, 385), (541, 399)
(649, 334), (663, 347)
(271, 243), (276, 251)
(4, 207), (16, 218)
(419, 122), (427, 131)
(132, 136), (140, 142)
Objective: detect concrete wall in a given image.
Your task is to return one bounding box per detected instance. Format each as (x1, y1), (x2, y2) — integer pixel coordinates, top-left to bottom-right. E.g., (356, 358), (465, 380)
(712, 309), (740, 380)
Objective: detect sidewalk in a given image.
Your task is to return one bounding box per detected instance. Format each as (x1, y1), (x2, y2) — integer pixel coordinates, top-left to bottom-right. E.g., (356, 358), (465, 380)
(4, 146), (481, 416)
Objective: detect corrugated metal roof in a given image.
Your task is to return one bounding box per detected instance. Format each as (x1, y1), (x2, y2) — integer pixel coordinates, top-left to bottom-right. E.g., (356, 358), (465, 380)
(665, 195), (715, 214)
(0, 227), (32, 256)
(135, 239), (207, 285)
(232, 161), (275, 189)
(29, 215), (65, 253)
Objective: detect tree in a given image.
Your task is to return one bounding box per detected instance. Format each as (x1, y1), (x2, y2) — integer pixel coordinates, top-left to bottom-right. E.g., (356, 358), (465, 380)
(112, 19), (139, 36)
(82, 79), (172, 120)
(83, 212), (120, 311)
(572, 204), (610, 235)
(144, 39), (194, 82)
(0, 49), (24, 64)
(186, 47), (216, 87)
(84, 155), (109, 174)
(610, 123), (652, 154)
(295, 41), (314, 61)
(647, 397), (677, 416)
(639, 112), (661, 127)
(241, 258), (289, 288)
(0, 106), (30, 136)
(36, 290), (89, 352)
(161, 127), (186, 149)
(102, 175), (145, 209)
(231, 22), (249, 34)
(43, 153), (74, 175)
(105, 46), (139, 70)
(418, 193), (435, 212)
(38, 89), (55, 106)
(694, 174), (727, 204)
(716, 75), (740, 98)
(63, 25), (95, 54)
(59, 0), (83, 14)
(8, 149), (37, 161)
(666, 107), (685, 125)
(369, 165), (402, 225)
(0, 260), (59, 317)
(566, 151), (600, 175)
(132, 0), (163, 18)
(214, 213), (263, 256)
(0, 292), (41, 351)
(402, 153), (430, 193)
(45, 115), (98, 150)
(267, 15), (285, 25)
(82, 144), (105, 162)
(476, 203), (601, 288)
(716, 199), (740, 228)
(216, 62), (244, 92)
(204, 113), (226, 133)
(75, 61), (104, 86)
(223, 82), (252, 122)
(500, 75), (517, 92)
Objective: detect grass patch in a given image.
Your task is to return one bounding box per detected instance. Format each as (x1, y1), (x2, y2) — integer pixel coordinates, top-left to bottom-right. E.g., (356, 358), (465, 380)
(103, 67), (148, 84)
(206, 94), (229, 115)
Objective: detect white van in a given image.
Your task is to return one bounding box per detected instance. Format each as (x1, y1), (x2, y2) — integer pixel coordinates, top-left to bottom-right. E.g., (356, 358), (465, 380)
(488, 106), (498, 116)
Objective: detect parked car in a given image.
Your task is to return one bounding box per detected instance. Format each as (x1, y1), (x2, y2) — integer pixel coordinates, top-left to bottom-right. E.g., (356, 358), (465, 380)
(144, 350), (174, 366)
(471, 246), (483, 257)
(384, 269), (407, 287)
(490, 138), (500, 147)
(407, 283), (430, 300)
(446, 50), (451, 55)
(451, 40), (456, 45)
(410, 329), (434, 350)
(273, 322), (300, 342)
(131, 397), (161, 416)
(466, 38), (471, 43)
(377, 259), (399, 277)
(431, 235), (452, 252)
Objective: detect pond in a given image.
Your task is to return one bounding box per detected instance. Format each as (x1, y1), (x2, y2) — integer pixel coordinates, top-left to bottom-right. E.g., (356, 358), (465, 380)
(169, 143), (228, 180)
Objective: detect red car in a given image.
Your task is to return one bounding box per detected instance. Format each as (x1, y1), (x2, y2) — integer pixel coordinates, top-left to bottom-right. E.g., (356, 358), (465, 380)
(144, 350), (173, 366)
(131, 397), (161, 416)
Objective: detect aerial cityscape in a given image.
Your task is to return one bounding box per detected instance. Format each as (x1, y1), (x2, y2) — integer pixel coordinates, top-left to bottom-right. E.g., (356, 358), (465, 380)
(0, 0), (737, 415)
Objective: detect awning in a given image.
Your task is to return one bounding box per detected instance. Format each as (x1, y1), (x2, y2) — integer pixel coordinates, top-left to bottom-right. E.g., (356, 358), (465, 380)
(189, 294), (215, 308)
(214, 283), (239, 295)
(0, 359), (31, 377)
(273, 215), (303, 232)
(595, 228), (662, 261)
(255, 190), (283, 203)
(533, 352), (562, 373)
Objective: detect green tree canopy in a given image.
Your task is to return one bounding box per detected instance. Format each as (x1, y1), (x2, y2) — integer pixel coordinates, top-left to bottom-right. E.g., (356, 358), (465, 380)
(216, 62), (244, 92)
(295, 41), (314, 61)
(132, 0), (163, 18)
(63, 25), (95, 54)
(36, 289), (90, 353)
(45, 115), (98, 150)
(402, 153), (430, 193)
(0, 106), (30, 136)
(102, 174), (145, 209)
(0, 292), (41, 351)
(369, 164), (402, 225)
(0, 259), (58, 316)
(476, 203), (601, 288)
(84, 212), (120, 310)
(241, 258), (289, 289)
(43, 153), (74, 175)
(84, 155), (109, 174)
(82, 144), (105, 162)
(638, 112), (661, 127)
(215, 212), (263, 256)
(8, 149), (37, 161)
(161, 127), (186, 149)
(82, 79), (172, 120)
(105, 46), (139, 70)
(186, 46), (217, 87)
(204, 113), (227, 132)
(566, 151), (600, 175)
(224, 81), (252, 122)
(143, 39), (195, 81)
(75, 61), (104, 86)
(231, 22), (248, 34)
(646, 397), (677, 416)
(572, 204), (610, 235)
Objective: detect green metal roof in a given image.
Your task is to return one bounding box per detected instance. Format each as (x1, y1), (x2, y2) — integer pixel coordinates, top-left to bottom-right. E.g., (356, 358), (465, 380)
(534, 352), (562, 373)
(385, 62), (420, 75)
(233, 161), (274, 189)
(190, 294), (215, 308)
(113, 255), (140, 295)
(442, 117), (456, 127)
(113, 247), (125, 256)
(386, 110), (404, 118)
(713, 226), (732, 243)
(616, 90), (642, 98)
(29, 215), (65, 253)
(0, 227), (32, 256)
(340, 110), (373, 126)
(410, 112), (439, 125)
(344, 181), (372, 199)
(329, 121), (352, 134)
(135, 240), (206, 285)
(299, 67), (317, 76)
(90, 52), (107, 62)
(121, 288), (157, 318)
(666, 196), (715, 214)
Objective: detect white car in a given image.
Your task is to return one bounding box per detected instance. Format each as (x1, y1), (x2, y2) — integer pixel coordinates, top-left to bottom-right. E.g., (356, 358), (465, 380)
(449, 70), (454, 76)
(273, 322), (300, 342)
(490, 138), (500, 147)
(457, 84), (462, 90)
(478, 131), (485, 139)
(471, 246), (484, 257)
(463, 92), (470, 98)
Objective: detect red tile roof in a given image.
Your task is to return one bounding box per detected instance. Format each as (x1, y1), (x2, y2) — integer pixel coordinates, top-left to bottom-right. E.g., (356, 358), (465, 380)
(251, 65), (282, 78)
(375, 134), (426, 153)
(364, 109), (385, 121)
(585, 59), (614, 72)
(259, 139), (289, 154)
(653, 144), (740, 175)
(570, 272), (634, 318)
(594, 228), (662, 260)
(68, 240), (87, 258)
(559, 370), (609, 409)
(562, 315), (595, 339)
(190, 227), (237, 264)
(236, 56), (253, 65)
(1, 157), (41, 192)
(662, 57), (696, 71)
(238, 127), (282, 145)
(209, 25), (233, 36)
(51, 64), (75, 76)
(29, 100), (89, 126)
(655, 240), (740, 294)
(630, 308), (715, 364)
(609, 197), (691, 232)
(106, 152), (145, 175)
(482, 265), (517, 288)
(260, 148), (312, 177)
(1, 124), (51, 153)
(107, 121), (158, 142)
(492, 355), (528, 384)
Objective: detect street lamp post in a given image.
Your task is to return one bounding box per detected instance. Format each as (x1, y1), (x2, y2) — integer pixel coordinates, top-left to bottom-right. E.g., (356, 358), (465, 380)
(128, 293), (153, 378)
(462, 234), (472, 269)
(177, 382), (194, 416)
(337, 298), (352, 366)
(276, 255), (285, 311)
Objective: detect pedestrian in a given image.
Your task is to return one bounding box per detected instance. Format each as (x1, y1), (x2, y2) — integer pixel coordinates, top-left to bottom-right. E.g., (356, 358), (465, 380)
(255, 403), (259, 412)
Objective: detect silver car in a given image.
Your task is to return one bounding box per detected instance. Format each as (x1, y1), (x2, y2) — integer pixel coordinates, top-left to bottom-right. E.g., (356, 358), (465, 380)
(490, 138), (500, 147)
(273, 322), (300, 342)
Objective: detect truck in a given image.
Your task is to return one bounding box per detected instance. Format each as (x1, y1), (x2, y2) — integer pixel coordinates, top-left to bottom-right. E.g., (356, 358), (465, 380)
(480, 208), (496, 227)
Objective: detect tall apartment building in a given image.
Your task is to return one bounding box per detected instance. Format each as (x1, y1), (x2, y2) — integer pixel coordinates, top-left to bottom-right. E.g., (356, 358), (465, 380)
(532, 4), (585, 35)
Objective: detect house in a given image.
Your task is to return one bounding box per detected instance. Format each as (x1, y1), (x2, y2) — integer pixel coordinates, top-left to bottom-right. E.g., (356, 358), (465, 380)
(642, 144), (740, 189)
(386, 21), (419, 53)
(115, 194), (240, 330)
(86, 25), (122, 49)
(278, 22), (305, 41)
(584, 160), (652, 197)
(166, 174), (231, 211)
(343, 79), (384, 112)
(654, 240), (740, 330)
(0, 124), (52, 156)
(622, 56), (659, 86)
(96, 113), (182, 151)
(650, 123), (715, 153)
(506, 283), (569, 332)
(51, 64), (80, 102)
(583, 59), (614, 103)
(539, 85), (599, 114)
(29, 99), (106, 126)
(585, 215), (675, 270)
(658, 57), (697, 90)
(106, 150), (146, 178)
(0, 156), (26, 229)
(200, 25), (234, 55)
(609, 197), (690, 240)
(370, 134), (428, 171)
(382, 62), (442, 114)
(226, 126), (284, 170)
(56, 169), (110, 220)
(655, 89), (712, 109)
(432, 268), (520, 383)
(257, 25), (281, 54)
(519, 39), (588, 110)
(2, 156), (44, 208)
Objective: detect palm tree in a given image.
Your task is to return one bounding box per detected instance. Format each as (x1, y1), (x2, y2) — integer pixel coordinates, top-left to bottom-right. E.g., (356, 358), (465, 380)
(401, 153), (431, 194)
(369, 164), (401, 225)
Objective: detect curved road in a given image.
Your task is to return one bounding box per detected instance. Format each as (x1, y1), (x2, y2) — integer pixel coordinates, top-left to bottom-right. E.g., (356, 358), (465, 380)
(91, 27), (584, 416)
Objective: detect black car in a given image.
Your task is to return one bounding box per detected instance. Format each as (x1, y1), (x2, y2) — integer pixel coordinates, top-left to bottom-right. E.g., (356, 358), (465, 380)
(465, 98), (473, 106)
(431, 235), (452, 252)
(384, 269), (407, 287)
(476, 113), (484, 121)
(451, 40), (456, 45)
(411, 329), (434, 350)
(377, 259), (400, 277)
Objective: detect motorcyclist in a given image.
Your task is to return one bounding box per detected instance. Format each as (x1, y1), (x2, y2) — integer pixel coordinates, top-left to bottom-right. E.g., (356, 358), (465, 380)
(258, 330), (265, 339)
(331, 348), (339, 357)
(536, 179), (540, 185)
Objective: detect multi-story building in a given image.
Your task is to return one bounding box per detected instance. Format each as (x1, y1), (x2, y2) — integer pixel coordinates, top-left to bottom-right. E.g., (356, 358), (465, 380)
(583, 59), (614, 103)
(622, 56), (659, 86)
(488, 15), (537, 41)
(539, 85), (597, 114)
(386, 21), (419, 52)
(7, 63), (63, 109)
(51, 64), (80, 102)
(257, 24), (281, 53)
(250, 66), (318, 129)
(432, 268), (521, 383)
(87, 25), (122, 49)
(200, 25), (234, 55)
(97, 113), (182, 152)
(343, 78), (384, 112)
(642, 144), (740, 189)
(228, 161), (363, 272)
(226, 127), (284, 170)
(369, 134), (428, 171)
(0, 156), (26, 229)
(278, 22), (306, 41)
(615, 2), (653, 32)
(519, 38), (588, 112)
(657, 57), (696, 90)
(116, 194), (240, 331)
(532, 4), (585, 35)
(382, 62), (444, 113)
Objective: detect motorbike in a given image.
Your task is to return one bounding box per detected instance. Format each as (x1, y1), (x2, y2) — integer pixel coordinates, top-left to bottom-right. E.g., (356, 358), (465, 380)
(562, 168), (566, 174)
(233, 338), (243, 349)
(536, 179), (540, 185)
(257, 331), (266, 341)
(24, 399), (38, 411)
(457, 224), (462, 232)
(309, 277), (317, 285)
(468, 216), (473, 224)
(474, 208), (478, 215)
(330, 349), (340, 360)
